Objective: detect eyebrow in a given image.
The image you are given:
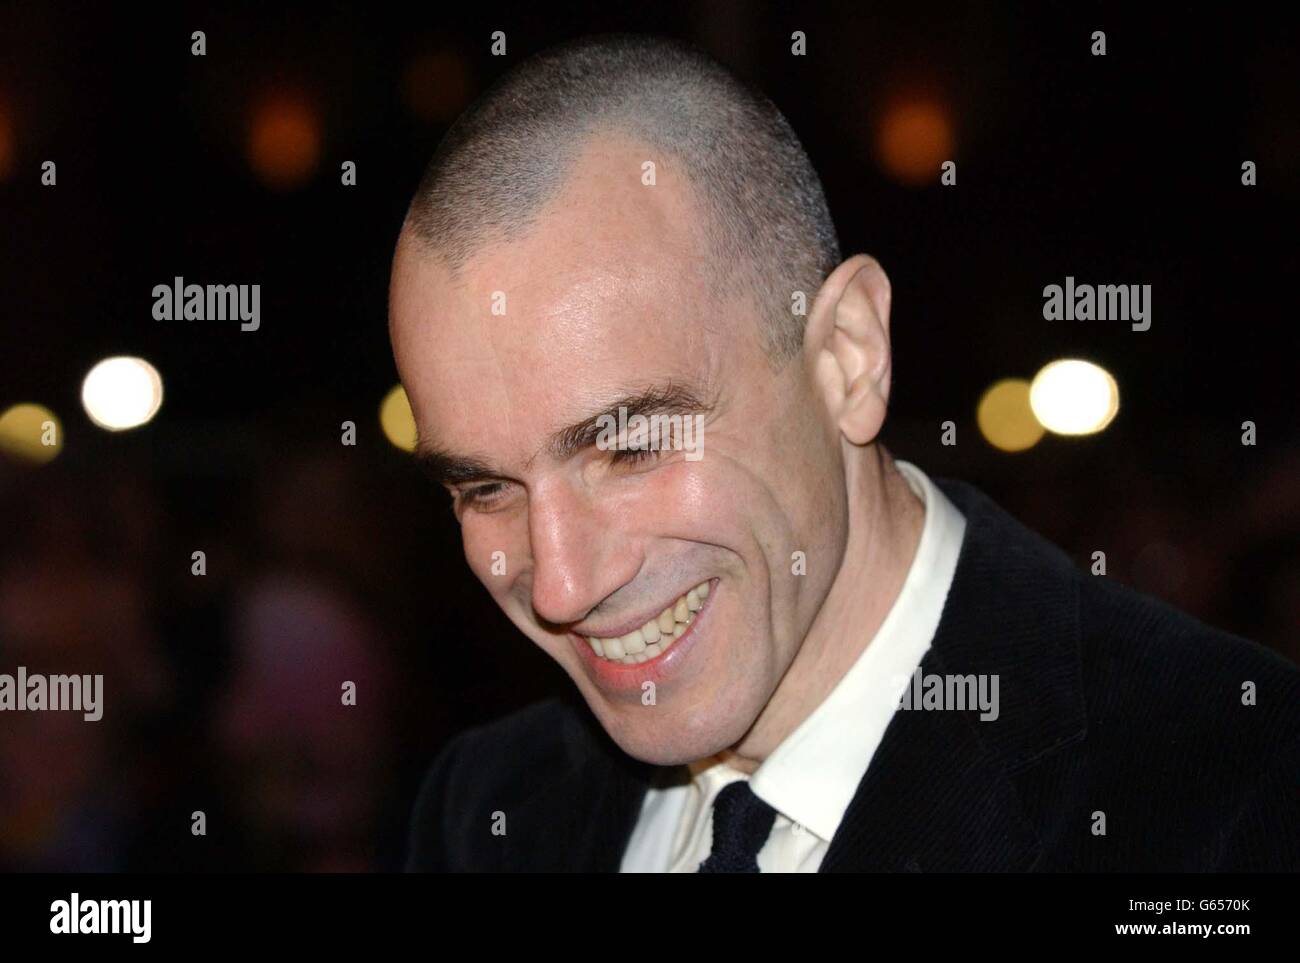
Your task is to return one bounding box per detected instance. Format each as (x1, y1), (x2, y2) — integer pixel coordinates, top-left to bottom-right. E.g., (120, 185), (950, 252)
(412, 380), (717, 486)
(543, 381), (717, 464)
(412, 446), (500, 487)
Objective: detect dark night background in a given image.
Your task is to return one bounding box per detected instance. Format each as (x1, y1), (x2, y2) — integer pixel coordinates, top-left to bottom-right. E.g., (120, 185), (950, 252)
(0, 3), (1296, 870)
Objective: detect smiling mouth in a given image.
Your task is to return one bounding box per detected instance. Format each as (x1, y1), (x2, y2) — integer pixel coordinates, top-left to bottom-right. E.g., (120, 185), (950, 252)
(581, 581), (711, 665)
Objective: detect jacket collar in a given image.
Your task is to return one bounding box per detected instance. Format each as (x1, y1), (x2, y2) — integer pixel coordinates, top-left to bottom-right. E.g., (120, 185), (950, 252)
(819, 478), (1088, 870)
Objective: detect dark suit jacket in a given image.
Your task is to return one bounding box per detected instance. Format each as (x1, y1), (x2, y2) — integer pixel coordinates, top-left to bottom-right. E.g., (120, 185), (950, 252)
(407, 479), (1300, 871)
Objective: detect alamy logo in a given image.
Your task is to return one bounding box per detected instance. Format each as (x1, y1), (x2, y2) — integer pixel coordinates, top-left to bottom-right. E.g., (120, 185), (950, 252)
(0, 667), (102, 721)
(595, 406), (705, 462)
(1042, 276), (1150, 331)
(152, 276), (261, 331)
(50, 893), (151, 943)
(894, 667), (1000, 721)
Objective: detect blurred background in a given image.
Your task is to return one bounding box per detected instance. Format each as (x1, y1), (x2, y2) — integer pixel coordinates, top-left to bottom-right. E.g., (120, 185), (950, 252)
(0, 2), (1296, 870)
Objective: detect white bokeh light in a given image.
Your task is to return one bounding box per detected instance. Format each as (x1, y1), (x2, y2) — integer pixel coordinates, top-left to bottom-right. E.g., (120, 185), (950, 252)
(1029, 359), (1119, 435)
(81, 356), (164, 431)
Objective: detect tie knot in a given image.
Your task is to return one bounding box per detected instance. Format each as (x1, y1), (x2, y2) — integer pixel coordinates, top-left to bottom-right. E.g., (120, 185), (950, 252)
(697, 780), (778, 873)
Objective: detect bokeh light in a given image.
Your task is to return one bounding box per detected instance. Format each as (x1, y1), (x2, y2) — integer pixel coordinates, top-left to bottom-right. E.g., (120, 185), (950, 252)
(0, 101), (15, 182)
(876, 98), (955, 186)
(247, 93), (321, 190)
(380, 384), (417, 452)
(81, 356), (164, 431)
(977, 378), (1045, 452)
(1029, 359), (1120, 435)
(0, 403), (62, 464)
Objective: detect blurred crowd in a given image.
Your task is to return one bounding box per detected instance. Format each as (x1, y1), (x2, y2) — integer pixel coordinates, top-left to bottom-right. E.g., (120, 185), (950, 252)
(0, 431), (556, 872)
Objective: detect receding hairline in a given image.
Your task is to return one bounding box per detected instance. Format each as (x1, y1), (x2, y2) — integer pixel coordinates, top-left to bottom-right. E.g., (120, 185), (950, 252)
(404, 125), (709, 260)
(401, 33), (842, 360)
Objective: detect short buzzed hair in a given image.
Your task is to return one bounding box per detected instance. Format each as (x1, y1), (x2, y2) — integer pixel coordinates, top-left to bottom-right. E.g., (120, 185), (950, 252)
(404, 33), (842, 362)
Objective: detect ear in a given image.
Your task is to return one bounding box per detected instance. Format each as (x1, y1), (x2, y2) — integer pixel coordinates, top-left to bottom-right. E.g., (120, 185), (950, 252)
(805, 254), (894, 445)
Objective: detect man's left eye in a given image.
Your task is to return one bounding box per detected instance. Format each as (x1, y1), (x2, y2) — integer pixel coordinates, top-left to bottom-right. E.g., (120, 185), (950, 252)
(611, 446), (661, 466)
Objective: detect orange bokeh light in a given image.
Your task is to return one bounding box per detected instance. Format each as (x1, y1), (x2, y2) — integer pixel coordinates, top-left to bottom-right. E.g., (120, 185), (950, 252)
(247, 93), (321, 190)
(876, 100), (955, 187)
(0, 104), (15, 181)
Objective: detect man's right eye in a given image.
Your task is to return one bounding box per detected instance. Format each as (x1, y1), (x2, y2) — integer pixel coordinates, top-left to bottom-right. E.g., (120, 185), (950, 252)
(457, 482), (506, 507)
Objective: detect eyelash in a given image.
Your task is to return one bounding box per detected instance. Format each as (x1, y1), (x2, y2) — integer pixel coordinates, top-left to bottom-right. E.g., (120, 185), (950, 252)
(454, 447), (664, 510)
(611, 445), (662, 466)
(457, 482), (506, 508)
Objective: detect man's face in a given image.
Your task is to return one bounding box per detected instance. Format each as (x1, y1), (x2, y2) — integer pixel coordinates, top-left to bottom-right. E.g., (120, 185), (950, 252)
(389, 136), (849, 765)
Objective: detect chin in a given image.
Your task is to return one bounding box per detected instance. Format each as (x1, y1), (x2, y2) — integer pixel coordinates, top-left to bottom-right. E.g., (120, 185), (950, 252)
(589, 693), (762, 767)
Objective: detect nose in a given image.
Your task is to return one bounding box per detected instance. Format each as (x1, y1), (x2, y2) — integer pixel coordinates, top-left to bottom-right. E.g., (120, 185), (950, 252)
(527, 481), (635, 627)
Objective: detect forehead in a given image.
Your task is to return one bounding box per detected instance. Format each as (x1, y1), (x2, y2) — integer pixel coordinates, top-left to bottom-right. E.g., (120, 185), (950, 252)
(394, 133), (717, 332)
(390, 136), (750, 454)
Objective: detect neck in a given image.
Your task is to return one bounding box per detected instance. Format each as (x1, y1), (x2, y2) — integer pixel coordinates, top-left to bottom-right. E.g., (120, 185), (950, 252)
(713, 446), (926, 775)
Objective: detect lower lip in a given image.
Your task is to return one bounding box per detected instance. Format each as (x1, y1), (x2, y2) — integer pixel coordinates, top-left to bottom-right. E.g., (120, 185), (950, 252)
(573, 580), (717, 693)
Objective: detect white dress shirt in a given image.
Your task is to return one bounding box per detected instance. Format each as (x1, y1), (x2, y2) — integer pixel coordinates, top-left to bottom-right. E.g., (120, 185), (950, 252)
(619, 460), (967, 872)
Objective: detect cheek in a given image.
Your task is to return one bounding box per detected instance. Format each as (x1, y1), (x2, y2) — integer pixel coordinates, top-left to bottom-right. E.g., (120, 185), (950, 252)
(459, 516), (526, 597)
(669, 438), (786, 526)
(618, 458), (734, 537)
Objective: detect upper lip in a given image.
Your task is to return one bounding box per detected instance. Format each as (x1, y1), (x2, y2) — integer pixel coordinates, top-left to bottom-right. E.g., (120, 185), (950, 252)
(569, 581), (710, 639)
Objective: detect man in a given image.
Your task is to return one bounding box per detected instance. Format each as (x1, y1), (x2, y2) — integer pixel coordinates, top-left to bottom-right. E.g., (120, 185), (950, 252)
(390, 34), (1300, 871)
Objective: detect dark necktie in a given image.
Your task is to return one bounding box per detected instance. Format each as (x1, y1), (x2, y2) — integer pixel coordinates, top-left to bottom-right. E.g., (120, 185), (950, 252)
(697, 780), (778, 873)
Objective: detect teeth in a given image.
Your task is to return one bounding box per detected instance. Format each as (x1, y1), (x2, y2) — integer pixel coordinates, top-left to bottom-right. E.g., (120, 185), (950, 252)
(584, 581), (712, 664)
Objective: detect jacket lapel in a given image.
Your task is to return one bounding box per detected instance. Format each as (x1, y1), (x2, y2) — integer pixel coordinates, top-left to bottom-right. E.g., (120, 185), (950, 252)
(821, 479), (1088, 871)
(508, 705), (654, 872)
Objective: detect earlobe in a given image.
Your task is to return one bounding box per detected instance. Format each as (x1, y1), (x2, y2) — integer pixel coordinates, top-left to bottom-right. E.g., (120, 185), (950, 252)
(837, 376), (887, 445)
(807, 255), (894, 445)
